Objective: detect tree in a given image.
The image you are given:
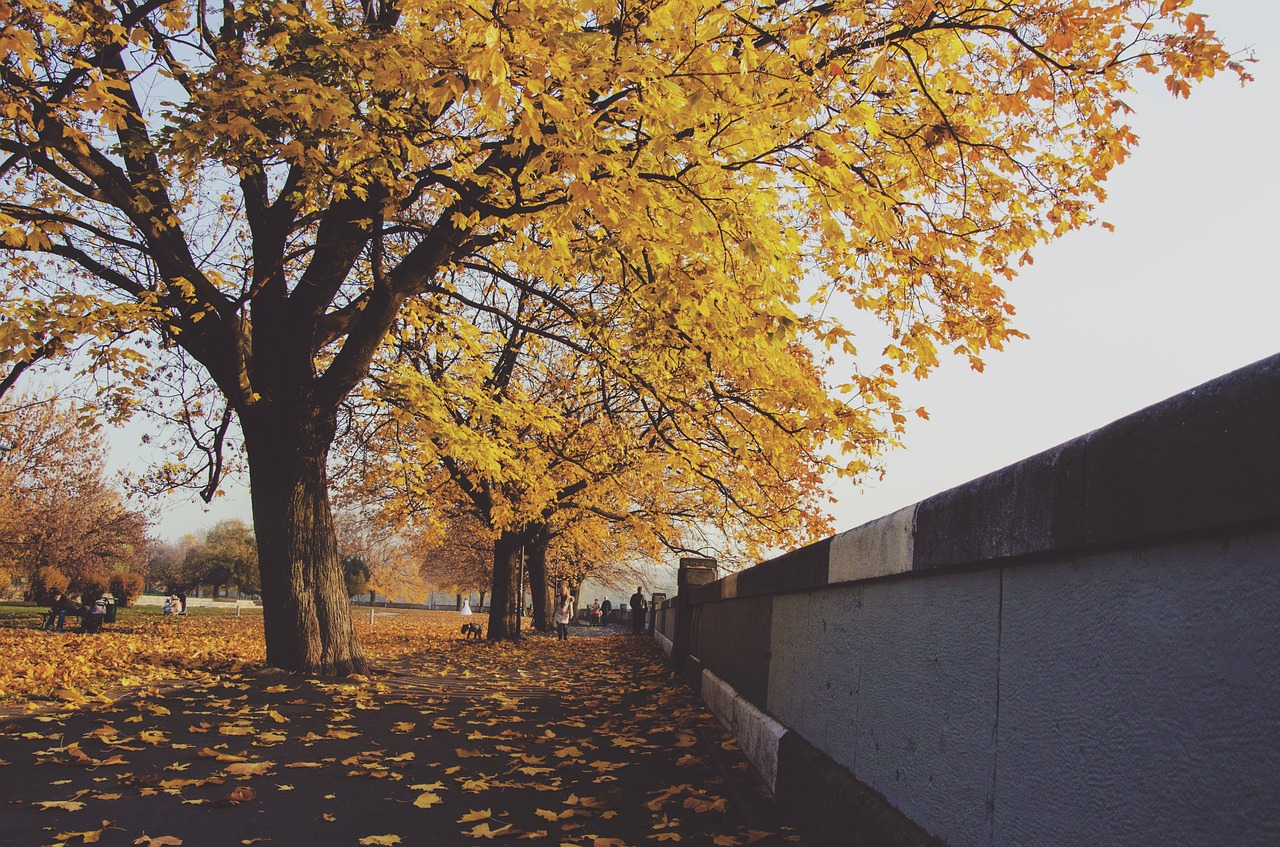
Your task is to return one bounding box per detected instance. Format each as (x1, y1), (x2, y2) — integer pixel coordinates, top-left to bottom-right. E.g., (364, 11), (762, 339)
(182, 519), (259, 597)
(332, 502), (431, 601)
(146, 537), (198, 595)
(0, 0), (1245, 670)
(0, 393), (149, 592)
(342, 555), (372, 601)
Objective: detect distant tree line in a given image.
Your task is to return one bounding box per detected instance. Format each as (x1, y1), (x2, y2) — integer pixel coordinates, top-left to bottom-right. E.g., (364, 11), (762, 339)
(0, 393), (147, 604)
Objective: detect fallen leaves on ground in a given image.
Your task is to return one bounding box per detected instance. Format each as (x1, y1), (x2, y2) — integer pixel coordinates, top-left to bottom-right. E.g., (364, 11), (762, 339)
(0, 611), (801, 846)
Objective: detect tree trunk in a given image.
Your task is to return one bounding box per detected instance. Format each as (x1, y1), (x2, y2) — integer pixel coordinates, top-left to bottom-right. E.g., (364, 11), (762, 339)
(527, 538), (552, 632)
(486, 530), (522, 639)
(242, 410), (368, 675)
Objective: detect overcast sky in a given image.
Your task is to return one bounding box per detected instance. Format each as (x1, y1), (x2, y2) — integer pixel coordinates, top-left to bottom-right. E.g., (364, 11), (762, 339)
(829, 0), (1279, 532)
(137, 0), (1279, 545)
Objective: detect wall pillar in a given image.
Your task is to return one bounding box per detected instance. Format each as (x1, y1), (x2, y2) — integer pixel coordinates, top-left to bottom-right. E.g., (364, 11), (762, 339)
(673, 557), (717, 675)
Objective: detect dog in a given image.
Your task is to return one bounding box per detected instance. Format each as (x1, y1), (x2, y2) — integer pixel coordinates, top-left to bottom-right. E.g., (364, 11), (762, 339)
(461, 622), (483, 640)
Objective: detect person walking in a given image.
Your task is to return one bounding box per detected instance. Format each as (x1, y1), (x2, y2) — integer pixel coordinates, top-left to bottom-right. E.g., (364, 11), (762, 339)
(600, 597), (612, 626)
(552, 584), (574, 641)
(629, 586), (647, 635)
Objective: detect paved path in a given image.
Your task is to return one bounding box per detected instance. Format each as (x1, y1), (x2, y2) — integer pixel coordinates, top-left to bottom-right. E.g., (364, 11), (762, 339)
(0, 629), (800, 846)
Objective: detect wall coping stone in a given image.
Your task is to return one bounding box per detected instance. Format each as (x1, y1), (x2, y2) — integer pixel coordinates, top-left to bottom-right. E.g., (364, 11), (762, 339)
(682, 353), (1280, 599)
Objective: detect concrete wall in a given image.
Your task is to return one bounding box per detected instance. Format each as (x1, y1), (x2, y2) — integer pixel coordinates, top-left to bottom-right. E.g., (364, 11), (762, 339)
(660, 353), (1280, 847)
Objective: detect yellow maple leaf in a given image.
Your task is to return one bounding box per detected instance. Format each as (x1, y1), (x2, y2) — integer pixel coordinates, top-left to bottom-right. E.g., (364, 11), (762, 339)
(457, 809), (492, 823)
(358, 837), (401, 846)
(219, 724), (256, 736)
(464, 823), (513, 839)
(54, 826), (106, 844)
(413, 792), (442, 809)
(410, 780), (445, 791)
(35, 800), (86, 811)
(224, 761), (274, 776)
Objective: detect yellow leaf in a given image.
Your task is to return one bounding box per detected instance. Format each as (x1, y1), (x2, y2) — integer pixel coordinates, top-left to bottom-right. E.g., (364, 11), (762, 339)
(358, 837), (402, 846)
(55, 827), (106, 844)
(35, 800), (86, 811)
(413, 792), (442, 809)
(224, 761), (274, 776)
(457, 809), (492, 823)
(464, 823), (513, 839)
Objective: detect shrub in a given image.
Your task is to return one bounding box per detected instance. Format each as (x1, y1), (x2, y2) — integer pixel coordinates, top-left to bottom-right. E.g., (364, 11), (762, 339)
(109, 572), (145, 607)
(29, 566), (69, 604)
(76, 574), (110, 603)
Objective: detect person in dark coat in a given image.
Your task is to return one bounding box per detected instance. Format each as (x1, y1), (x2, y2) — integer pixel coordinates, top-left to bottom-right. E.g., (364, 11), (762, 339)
(42, 592), (76, 632)
(82, 597), (108, 633)
(600, 597), (612, 625)
(629, 587), (647, 635)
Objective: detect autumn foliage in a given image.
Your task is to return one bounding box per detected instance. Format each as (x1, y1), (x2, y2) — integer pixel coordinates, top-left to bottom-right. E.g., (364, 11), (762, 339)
(0, 0), (1248, 668)
(0, 395), (149, 599)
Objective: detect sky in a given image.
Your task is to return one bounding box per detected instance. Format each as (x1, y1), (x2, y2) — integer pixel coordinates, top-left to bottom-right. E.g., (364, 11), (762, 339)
(828, 0), (1280, 532)
(135, 0), (1279, 545)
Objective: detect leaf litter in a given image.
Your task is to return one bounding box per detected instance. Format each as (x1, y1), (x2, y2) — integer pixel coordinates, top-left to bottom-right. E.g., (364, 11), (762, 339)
(0, 612), (800, 845)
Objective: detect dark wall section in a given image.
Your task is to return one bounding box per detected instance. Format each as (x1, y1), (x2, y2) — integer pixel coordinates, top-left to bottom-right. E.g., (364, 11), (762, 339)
(690, 596), (773, 711)
(776, 732), (945, 847)
(736, 537), (833, 598)
(914, 353), (1280, 570)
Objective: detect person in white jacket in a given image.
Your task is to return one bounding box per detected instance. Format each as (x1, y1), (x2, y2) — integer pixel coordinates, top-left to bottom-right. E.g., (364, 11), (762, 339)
(552, 584), (574, 641)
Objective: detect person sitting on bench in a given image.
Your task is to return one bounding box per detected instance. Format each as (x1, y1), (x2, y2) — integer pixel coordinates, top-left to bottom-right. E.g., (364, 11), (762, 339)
(82, 597), (108, 633)
(41, 592), (78, 632)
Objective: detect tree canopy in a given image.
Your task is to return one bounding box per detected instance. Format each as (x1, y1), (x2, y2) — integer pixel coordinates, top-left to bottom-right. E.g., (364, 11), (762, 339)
(0, 393), (149, 596)
(0, 0), (1247, 669)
